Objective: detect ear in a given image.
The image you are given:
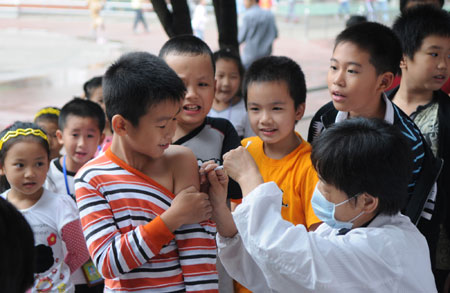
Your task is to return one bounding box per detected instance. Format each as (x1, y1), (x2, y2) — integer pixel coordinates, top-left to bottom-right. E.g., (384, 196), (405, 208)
(295, 103), (306, 121)
(111, 114), (129, 137)
(56, 129), (64, 145)
(377, 72), (394, 92)
(400, 55), (408, 70)
(359, 193), (379, 214)
(0, 165), (5, 176)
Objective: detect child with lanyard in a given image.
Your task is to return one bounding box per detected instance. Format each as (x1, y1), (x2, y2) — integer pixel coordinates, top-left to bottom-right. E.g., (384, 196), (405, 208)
(34, 106), (63, 161)
(44, 98), (105, 292)
(0, 122), (89, 292)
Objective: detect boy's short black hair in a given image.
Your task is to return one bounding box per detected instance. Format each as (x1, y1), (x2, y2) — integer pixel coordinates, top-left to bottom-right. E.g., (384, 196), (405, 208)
(393, 5), (450, 60)
(242, 56), (306, 110)
(159, 35), (215, 73)
(345, 15), (367, 28)
(103, 52), (186, 127)
(335, 22), (402, 75)
(83, 76), (102, 100)
(311, 117), (412, 215)
(59, 98), (105, 133)
(400, 0), (444, 14)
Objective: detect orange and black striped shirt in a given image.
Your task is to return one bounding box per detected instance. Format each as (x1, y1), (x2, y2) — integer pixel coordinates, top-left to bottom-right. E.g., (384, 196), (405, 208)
(75, 149), (218, 292)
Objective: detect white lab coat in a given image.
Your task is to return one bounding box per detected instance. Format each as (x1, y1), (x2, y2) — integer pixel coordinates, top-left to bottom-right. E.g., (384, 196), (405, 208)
(217, 182), (437, 293)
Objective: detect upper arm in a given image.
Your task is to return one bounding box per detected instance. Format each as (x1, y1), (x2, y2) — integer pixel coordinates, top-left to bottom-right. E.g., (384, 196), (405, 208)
(170, 145), (200, 194)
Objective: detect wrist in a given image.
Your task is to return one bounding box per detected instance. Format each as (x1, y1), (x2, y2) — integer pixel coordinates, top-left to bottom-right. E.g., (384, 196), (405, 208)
(160, 207), (184, 232)
(238, 172), (264, 197)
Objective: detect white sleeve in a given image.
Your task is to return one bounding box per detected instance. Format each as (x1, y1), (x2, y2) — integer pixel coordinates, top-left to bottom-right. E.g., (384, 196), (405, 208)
(229, 182), (404, 293)
(56, 192), (80, 231)
(217, 233), (271, 292)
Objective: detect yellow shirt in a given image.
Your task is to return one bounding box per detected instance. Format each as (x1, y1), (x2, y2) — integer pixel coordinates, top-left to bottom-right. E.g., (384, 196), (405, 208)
(242, 134), (320, 228)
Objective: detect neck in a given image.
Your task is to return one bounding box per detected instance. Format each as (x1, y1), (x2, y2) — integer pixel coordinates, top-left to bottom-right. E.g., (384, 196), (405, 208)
(213, 98), (233, 112)
(61, 156), (83, 173)
(349, 94), (386, 120)
(110, 136), (159, 172)
(263, 132), (301, 160)
(7, 187), (43, 210)
(394, 77), (434, 105)
(104, 121), (113, 137)
(173, 122), (202, 142)
(352, 211), (377, 229)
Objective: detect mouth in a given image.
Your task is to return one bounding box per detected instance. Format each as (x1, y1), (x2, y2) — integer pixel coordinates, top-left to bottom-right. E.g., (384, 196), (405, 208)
(23, 182), (36, 188)
(331, 91), (347, 102)
(183, 104), (201, 114)
(433, 74), (447, 81)
(158, 143), (170, 149)
(74, 152), (87, 158)
(260, 128), (277, 135)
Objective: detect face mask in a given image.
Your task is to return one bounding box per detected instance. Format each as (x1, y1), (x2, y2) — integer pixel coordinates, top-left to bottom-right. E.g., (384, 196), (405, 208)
(311, 186), (364, 230)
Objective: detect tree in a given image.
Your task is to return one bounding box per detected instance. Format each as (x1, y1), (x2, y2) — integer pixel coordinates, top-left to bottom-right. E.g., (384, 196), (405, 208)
(150, 0), (239, 54)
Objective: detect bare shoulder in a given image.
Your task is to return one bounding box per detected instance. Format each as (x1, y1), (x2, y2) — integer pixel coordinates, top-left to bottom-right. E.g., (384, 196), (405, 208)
(166, 145), (200, 193)
(165, 145), (197, 163)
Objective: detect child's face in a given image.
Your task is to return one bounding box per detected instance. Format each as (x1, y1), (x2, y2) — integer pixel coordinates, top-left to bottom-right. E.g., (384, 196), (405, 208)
(164, 54), (215, 131)
(328, 42), (386, 116)
(215, 58), (241, 104)
(402, 35), (450, 92)
(0, 140), (49, 198)
(120, 100), (181, 159)
(89, 87), (105, 113)
(57, 115), (103, 171)
(36, 120), (63, 161)
(247, 81), (304, 147)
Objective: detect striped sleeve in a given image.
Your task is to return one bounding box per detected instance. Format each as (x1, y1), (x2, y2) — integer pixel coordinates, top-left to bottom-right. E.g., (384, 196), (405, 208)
(75, 177), (175, 280)
(176, 220), (219, 292)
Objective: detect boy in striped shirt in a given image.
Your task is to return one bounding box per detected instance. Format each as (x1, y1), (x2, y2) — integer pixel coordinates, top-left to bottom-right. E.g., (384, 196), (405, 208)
(74, 52), (218, 292)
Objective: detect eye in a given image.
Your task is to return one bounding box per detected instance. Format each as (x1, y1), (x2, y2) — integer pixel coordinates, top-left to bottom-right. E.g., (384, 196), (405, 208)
(249, 107), (259, 111)
(273, 107), (283, 111)
(72, 133), (78, 137)
(36, 161), (45, 167)
(429, 53), (438, 57)
(330, 65), (337, 71)
(87, 134), (95, 138)
(14, 163), (24, 168)
(347, 69), (359, 74)
(199, 82), (209, 87)
(157, 125), (166, 129)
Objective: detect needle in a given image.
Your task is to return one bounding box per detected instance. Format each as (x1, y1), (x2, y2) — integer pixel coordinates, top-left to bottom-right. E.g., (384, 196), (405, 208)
(214, 141), (252, 171)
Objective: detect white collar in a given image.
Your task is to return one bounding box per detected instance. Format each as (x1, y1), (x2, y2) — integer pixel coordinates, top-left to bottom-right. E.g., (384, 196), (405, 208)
(335, 93), (394, 125)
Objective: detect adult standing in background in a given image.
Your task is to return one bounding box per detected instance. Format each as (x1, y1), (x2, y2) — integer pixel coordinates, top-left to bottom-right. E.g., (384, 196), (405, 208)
(239, 0), (278, 69)
(132, 0), (149, 33)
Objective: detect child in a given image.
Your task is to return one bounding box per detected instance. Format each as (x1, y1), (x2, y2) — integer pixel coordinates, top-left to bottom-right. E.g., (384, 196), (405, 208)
(74, 51), (218, 292)
(390, 6), (450, 290)
(209, 48), (255, 139)
(0, 122), (89, 292)
(307, 22), (440, 228)
(34, 106), (63, 161)
(44, 98), (105, 292)
(206, 117), (437, 292)
(159, 37), (242, 291)
(232, 54), (321, 293)
(83, 76), (113, 153)
(159, 35), (242, 206)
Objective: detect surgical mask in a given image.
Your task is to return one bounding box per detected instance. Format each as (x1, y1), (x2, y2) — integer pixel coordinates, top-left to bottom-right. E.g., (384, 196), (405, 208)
(311, 186), (364, 230)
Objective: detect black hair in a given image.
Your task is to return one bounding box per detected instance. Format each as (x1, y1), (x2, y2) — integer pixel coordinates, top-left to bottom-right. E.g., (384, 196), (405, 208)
(103, 52), (186, 127)
(311, 117), (412, 215)
(83, 76), (103, 100)
(213, 48), (245, 81)
(335, 22), (403, 75)
(34, 106), (60, 125)
(0, 122), (50, 192)
(345, 15), (367, 28)
(58, 97), (105, 132)
(393, 5), (450, 60)
(159, 35), (215, 73)
(242, 56), (306, 110)
(0, 197), (35, 293)
(400, 0), (444, 14)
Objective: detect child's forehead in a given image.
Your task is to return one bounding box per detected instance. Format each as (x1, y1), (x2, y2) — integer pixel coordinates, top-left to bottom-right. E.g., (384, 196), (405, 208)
(420, 34), (450, 48)
(63, 114), (100, 131)
(247, 80), (294, 102)
(165, 53), (214, 73)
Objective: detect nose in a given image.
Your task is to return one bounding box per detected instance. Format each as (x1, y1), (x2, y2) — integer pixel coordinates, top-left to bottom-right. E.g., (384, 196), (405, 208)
(331, 69), (345, 87)
(24, 166), (35, 179)
(166, 118), (177, 140)
(260, 110), (273, 124)
(438, 55), (448, 70)
(77, 136), (86, 147)
(185, 85), (198, 101)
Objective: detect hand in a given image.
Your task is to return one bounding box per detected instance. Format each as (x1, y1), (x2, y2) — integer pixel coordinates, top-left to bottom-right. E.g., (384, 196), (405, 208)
(161, 186), (212, 232)
(223, 147), (263, 190)
(199, 161), (228, 212)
